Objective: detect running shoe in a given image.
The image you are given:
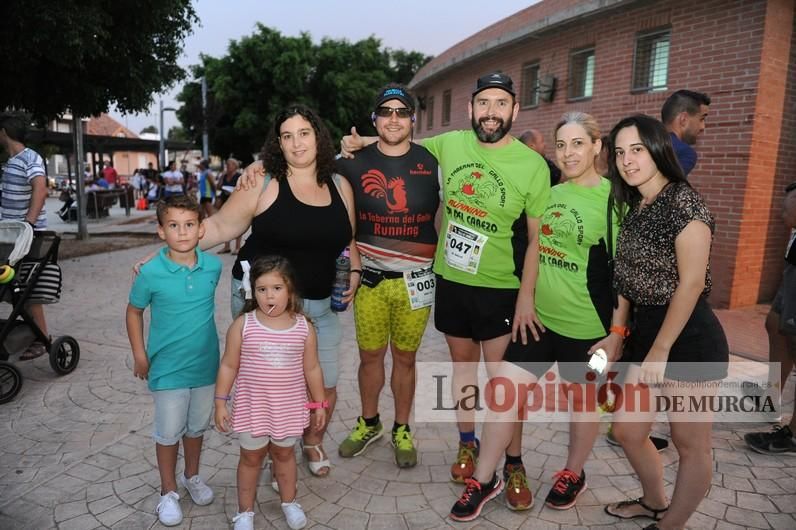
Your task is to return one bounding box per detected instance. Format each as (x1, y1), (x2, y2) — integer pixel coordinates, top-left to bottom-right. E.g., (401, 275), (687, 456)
(338, 417), (383, 457)
(545, 468), (586, 509)
(449, 475), (504, 522)
(503, 463), (533, 510)
(450, 440), (479, 483)
(744, 425), (796, 455)
(391, 425), (417, 468)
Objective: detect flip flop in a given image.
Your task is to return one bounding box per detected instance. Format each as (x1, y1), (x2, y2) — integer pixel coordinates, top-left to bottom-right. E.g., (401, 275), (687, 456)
(302, 443), (330, 477)
(604, 498), (669, 520)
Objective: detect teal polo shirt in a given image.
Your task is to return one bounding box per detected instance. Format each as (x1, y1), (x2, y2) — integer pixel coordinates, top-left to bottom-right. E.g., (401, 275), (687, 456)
(129, 247), (222, 391)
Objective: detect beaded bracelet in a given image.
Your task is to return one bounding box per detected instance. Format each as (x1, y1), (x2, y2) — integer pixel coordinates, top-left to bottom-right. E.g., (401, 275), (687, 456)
(214, 395), (230, 401)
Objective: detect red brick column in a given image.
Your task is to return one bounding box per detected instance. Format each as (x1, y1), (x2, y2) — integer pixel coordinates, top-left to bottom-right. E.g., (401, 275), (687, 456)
(729, 0), (794, 307)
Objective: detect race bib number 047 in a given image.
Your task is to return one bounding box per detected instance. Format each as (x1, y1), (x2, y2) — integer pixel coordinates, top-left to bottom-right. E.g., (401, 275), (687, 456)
(444, 221), (488, 274)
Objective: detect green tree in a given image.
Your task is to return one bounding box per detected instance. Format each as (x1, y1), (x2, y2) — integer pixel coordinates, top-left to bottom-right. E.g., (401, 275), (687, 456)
(389, 49), (434, 87)
(0, 0), (198, 118)
(140, 125), (159, 135)
(175, 26), (431, 161)
(167, 125), (189, 141)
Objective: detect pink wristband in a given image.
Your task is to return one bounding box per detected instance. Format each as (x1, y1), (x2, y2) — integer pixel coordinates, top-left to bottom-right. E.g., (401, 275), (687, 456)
(304, 400), (328, 410)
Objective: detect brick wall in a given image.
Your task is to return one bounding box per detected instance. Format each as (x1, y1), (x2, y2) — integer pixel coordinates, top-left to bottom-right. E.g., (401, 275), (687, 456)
(413, 0), (794, 308)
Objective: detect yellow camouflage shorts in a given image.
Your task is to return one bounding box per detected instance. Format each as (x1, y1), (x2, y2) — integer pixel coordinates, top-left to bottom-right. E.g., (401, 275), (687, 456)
(353, 277), (432, 352)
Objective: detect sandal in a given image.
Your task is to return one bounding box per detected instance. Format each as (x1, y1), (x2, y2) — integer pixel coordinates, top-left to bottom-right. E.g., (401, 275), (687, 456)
(302, 443), (330, 477)
(20, 342), (47, 361)
(604, 497), (669, 520)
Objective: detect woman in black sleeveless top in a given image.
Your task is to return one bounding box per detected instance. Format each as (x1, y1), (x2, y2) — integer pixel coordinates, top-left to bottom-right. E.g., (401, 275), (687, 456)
(198, 105), (360, 480)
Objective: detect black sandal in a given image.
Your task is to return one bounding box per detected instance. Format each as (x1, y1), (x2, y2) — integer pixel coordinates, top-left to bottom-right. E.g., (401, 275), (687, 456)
(604, 497), (669, 520)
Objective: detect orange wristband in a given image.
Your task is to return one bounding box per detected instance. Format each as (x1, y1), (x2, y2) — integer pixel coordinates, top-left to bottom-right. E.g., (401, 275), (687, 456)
(609, 325), (630, 338)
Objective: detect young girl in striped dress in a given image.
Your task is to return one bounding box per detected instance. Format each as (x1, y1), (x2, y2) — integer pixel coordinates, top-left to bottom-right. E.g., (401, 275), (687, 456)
(215, 256), (327, 530)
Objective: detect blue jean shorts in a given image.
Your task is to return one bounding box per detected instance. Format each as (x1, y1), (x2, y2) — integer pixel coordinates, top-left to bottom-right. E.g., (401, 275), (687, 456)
(231, 278), (341, 387)
(152, 384), (215, 445)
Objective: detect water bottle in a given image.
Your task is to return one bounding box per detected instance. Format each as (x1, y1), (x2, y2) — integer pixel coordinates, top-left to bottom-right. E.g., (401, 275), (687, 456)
(330, 247), (350, 312)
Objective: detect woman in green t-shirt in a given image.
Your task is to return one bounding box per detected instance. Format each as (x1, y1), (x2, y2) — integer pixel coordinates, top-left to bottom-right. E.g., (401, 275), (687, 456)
(451, 112), (631, 520)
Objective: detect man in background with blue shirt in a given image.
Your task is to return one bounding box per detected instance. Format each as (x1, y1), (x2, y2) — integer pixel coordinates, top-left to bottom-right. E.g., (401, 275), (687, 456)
(661, 89), (711, 176)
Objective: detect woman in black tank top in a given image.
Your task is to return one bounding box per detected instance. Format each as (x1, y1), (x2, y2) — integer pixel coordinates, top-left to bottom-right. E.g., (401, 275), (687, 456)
(192, 105), (360, 488)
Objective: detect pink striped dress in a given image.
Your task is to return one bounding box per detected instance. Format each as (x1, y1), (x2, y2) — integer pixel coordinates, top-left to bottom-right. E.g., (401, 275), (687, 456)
(230, 311), (310, 438)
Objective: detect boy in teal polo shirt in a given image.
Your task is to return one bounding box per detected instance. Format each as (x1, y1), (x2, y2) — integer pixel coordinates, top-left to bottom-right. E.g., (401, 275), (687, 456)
(126, 195), (222, 527)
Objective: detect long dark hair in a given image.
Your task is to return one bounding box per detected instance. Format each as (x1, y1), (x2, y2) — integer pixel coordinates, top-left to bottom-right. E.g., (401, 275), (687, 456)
(608, 114), (689, 221)
(260, 104), (337, 186)
(241, 255), (303, 316)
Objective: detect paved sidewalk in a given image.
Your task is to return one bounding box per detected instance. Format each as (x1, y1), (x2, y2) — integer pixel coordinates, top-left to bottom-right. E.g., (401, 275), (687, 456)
(0, 242), (794, 529)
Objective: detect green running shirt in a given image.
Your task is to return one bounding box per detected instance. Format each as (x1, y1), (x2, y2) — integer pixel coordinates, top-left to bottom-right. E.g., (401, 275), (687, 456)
(535, 178), (620, 339)
(422, 131), (550, 289)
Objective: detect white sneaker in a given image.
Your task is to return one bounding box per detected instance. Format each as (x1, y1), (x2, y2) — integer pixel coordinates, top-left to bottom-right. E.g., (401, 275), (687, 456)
(232, 511), (255, 530)
(155, 491), (183, 526)
(281, 500), (307, 529)
(179, 473), (214, 505)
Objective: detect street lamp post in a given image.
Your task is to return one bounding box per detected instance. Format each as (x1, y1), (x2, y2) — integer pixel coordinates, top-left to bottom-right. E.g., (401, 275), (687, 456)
(201, 76), (209, 160)
(159, 99), (177, 170)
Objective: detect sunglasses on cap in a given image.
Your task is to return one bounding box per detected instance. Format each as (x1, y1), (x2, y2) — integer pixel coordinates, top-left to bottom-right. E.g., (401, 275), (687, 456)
(374, 106), (413, 119)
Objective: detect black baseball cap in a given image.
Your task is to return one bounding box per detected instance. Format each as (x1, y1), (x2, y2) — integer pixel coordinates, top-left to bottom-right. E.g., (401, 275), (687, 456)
(472, 72), (515, 97)
(374, 85), (415, 111)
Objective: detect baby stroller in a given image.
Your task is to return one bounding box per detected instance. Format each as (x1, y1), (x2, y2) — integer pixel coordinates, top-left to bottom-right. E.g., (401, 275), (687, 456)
(0, 221), (79, 404)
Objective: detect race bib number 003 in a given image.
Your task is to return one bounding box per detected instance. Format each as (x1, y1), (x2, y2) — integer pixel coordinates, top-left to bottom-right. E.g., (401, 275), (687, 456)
(444, 221), (488, 274)
(403, 266), (435, 310)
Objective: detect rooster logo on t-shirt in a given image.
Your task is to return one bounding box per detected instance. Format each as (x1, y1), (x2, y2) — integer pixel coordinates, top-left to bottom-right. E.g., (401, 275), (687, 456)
(453, 170), (497, 207)
(541, 210), (575, 247)
(361, 169), (409, 213)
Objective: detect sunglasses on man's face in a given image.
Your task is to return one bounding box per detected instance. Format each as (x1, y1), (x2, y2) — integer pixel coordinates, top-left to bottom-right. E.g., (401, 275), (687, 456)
(374, 106), (412, 119)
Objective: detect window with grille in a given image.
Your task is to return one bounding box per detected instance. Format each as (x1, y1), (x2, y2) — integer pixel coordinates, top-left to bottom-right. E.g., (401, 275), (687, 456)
(426, 96), (434, 130)
(521, 62), (540, 108)
(633, 29), (670, 92)
(442, 90), (451, 126)
(568, 47), (595, 100)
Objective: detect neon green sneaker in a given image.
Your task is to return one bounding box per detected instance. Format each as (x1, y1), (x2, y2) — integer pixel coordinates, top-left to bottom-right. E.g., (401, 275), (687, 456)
(391, 425), (417, 468)
(338, 416), (383, 457)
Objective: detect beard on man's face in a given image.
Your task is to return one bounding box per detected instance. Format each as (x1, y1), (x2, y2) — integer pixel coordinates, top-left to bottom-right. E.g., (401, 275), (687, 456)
(471, 114), (513, 143)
